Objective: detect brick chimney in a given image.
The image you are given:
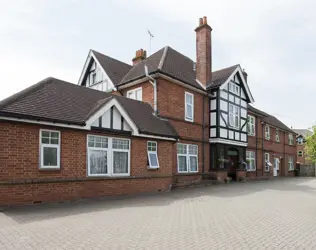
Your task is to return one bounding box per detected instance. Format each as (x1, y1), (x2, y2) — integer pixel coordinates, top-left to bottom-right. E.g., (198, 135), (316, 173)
(132, 49), (147, 65)
(195, 16), (212, 87)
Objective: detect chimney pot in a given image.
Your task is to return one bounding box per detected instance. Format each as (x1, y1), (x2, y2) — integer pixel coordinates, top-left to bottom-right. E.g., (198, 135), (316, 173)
(203, 16), (207, 24)
(199, 18), (203, 26)
(132, 48), (147, 65)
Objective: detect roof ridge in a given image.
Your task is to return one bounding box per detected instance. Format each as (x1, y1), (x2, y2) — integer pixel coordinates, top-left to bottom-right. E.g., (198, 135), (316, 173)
(0, 77), (54, 110)
(212, 64), (239, 74)
(91, 49), (131, 67)
(158, 46), (169, 70)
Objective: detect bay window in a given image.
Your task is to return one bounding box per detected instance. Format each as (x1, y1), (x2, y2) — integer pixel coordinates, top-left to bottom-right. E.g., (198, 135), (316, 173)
(177, 143), (198, 173)
(40, 130), (60, 169)
(229, 104), (239, 129)
(87, 135), (130, 176)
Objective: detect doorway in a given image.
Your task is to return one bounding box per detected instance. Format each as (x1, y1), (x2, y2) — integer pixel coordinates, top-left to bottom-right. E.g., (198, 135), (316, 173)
(273, 158), (279, 177)
(228, 148), (239, 181)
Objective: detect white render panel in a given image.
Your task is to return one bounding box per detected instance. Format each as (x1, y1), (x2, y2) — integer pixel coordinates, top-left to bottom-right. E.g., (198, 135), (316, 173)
(223, 84), (228, 90)
(221, 113), (228, 125)
(101, 109), (111, 128)
(92, 119), (99, 127)
(235, 132), (240, 140)
(220, 90), (228, 99)
(220, 128), (228, 138)
(210, 128), (216, 137)
(220, 100), (228, 112)
(241, 133), (247, 142)
(220, 114), (226, 126)
(229, 94), (234, 102)
(210, 112), (217, 126)
(234, 97), (241, 105)
(241, 118), (247, 128)
(123, 120), (131, 131)
(241, 89), (246, 99)
(113, 107), (121, 130)
(210, 99), (216, 110)
(242, 123), (247, 132)
(241, 108), (247, 118)
(229, 130), (234, 139)
(241, 100), (247, 108)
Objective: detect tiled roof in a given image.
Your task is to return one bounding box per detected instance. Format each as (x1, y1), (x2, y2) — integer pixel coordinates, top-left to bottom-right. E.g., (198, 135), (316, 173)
(92, 50), (132, 86)
(292, 129), (312, 138)
(0, 77), (178, 138)
(207, 65), (239, 89)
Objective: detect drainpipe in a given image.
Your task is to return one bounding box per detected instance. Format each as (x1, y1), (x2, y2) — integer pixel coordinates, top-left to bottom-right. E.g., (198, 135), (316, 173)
(261, 121), (264, 177)
(144, 65), (157, 115)
(202, 95), (205, 175)
(283, 130), (286, 176)
(255, 116), (258, 177)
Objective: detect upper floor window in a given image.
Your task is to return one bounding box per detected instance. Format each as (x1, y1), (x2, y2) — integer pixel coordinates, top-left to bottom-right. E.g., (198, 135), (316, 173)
(289, 133), (294, 145)
(297, 137), (304, 145)
(229, 82), (239, 95)
(127, 87), (142, 101)
(246, 151), (256, 171)
(265, 125), (270, 140)
(229, 104), (239, 129)
(147, 141), (159, 169)
(87, 135), (130, 176)
(177, 143), (198, 173)
(185, 92), (194, 122)
(40, 130), (60, 169)
(247, 115), (255, 136)
(298, 151), (303, 157)
(276, 129), (280, 143)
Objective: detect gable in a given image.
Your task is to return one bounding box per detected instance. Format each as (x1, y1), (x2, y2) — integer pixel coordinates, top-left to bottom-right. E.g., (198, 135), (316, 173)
(219, 65), (254, 103)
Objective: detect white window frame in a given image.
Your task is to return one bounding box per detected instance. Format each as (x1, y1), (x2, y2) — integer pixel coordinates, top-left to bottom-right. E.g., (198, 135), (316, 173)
(246, 151), (256, 171)
(229, 103), (239, 129)
(276, 129), (280, 143)
(298, 151), (303, 157)
(185, 92), (194, 122)
(147, 141), (159, 169)
(264, 153), (270, 172)
(229, 82), (239, 95)
(177, 143), (198, 173)
(126, 87), (142, 101)
(265, 125), (270, 140)
(247, 115), (255, 136)
(288, 133), (294, 145)
(90, 72), (97, 86)
(39, 129), (61, 169)
(87, 135), (130, 177)
(288, 156), (294, 171)
(297, 137), (303, 145)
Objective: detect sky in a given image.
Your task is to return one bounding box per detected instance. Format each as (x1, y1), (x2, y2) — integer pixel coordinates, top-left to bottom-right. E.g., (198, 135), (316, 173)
(1, 0), (315, 129)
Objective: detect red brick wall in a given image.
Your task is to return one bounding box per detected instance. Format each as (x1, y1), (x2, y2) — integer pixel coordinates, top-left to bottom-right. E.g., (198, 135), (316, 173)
(0, 121), (173, 206)
(247, 112), (296, 177)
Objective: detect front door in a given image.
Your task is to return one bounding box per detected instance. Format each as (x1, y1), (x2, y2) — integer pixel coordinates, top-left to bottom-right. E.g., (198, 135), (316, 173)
(273, 158), (279, 177)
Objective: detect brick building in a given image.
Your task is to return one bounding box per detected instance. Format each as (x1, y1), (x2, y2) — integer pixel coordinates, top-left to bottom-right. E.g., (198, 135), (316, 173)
(0, 16), (297, 206)
(293, 129), (313, 165)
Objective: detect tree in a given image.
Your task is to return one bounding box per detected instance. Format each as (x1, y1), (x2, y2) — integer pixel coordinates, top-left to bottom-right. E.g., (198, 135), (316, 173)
(304, 126), (316, 164)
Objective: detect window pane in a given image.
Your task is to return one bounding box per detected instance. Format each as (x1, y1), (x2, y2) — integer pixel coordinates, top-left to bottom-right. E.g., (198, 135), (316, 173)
(147, 142), (157, 152)
(189, 156), (198, 172)
(89, 149), (107, 175)
(50, 138), (59, 145)
(186, 104), (192, 119)
(178, 156), (187, 172)
(149, 153), (158, 167)
(42, 137), (49, 144)
(177, 144), (187, 154)
(113, 139), (129, 149)
(188, 145), (198, 155)
(42, 131), (50, 137)
(113, 151), (128, 174)
(136, 89), (142, 101)
(51, 132), (59, 138)
(186, 93), (193, 104)
(43, 147), (58, 166)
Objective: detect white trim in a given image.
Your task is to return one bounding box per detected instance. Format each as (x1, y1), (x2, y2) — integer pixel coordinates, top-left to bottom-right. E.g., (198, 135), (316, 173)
(147, 141), (159, 169)
(158, 47), (168, 70)
(246, 150), (256, 171)
(219, 65), (255, 103)
(209, 138), (248, 147)
(195, 79), (206, 90)
(39, 129), (61, 169)
(185, 92), (194, 122)
(247, 115), (255, 136)
(126, 87), (142, 101)
(87, 134), (130, 177)
(78, 50), (116, 91)
(177, 143), (198, 173)
(298, 150), (303, 157)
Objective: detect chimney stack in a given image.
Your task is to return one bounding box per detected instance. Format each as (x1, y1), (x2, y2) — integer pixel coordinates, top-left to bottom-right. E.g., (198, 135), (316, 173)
(242, 69), (248, 83)
(132, 49), (147, 65)
(195, 16), (212, 87)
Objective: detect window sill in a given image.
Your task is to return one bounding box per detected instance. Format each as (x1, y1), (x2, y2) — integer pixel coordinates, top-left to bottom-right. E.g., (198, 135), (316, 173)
(39, 167), (61, 171)
(87, 174), (130, 178)
(246, 169), (257, 172)
(177, 171), (199, 175)
(147, 166), (159, 170)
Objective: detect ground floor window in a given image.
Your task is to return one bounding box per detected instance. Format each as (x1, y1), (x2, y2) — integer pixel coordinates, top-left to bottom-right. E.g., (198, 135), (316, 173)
(288, 156), (294, 171)
(265, 153), (271, 172)
(177, 143), (198, 173)
(246, 151), (256, 171)
(40, 129), (60, 169)
(87, 135), (130, 176)
(147, 141), (159, 169)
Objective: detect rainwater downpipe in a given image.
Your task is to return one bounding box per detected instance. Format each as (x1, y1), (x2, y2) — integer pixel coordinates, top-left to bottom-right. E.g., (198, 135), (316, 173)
(255, 117), (258, 177)
(144, 65), (157, 115)
(261, 121), (264, 177)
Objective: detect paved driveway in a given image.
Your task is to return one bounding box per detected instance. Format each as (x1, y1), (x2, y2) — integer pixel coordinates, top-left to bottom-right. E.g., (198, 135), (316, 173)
(1, 178), (316, 250)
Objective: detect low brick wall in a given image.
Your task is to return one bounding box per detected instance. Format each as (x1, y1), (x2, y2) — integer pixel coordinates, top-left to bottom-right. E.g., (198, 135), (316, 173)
(299, 165), (315, 177)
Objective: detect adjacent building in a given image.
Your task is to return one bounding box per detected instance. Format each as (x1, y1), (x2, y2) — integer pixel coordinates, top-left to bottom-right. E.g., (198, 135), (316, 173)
(293, 129), (313, 165)
(0, 16), (297, 206)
